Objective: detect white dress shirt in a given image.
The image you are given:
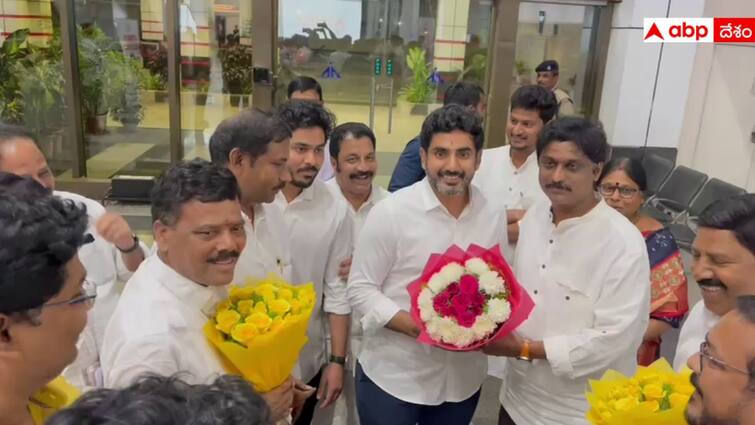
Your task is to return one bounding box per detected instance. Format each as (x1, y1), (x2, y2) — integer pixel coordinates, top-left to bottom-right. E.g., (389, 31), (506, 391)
(235, 202), (293, 283)
(500, 199), (650, 425)
(347, 178), (509, 405)
(56, 191), (146, 390)
(674, 300), (720, 370)
(473, 145), (547, 211)
(325, 179), (389, 241)
(101, 255), (227, 387)
(274, 179), (353, 383)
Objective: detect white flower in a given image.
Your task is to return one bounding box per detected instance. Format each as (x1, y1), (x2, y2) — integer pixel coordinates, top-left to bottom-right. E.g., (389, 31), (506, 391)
(472, 315), (497, 339)
(427, 273), (450, 294)
(418, 288), (436, 322)
(426, 316), (455, 342)
(479, 271), (506, 296)
(464, 257), (490, 276)
(439, 262), (465, 284)
(487, 298), (512, 323)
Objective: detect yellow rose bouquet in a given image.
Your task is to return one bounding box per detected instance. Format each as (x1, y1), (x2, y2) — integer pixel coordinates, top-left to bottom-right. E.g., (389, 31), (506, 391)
(586, 358), (695, 425)
(203, 274), (316, 392)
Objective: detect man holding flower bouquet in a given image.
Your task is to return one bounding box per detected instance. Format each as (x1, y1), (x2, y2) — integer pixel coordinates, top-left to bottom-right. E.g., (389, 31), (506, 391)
(485, 117), (650, 425)
(347, 104), (510, 425)
(100, 160), (294, 421)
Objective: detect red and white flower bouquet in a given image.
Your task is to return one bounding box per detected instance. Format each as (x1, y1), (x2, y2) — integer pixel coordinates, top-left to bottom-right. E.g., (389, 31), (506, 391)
(407, 244), (534, 351)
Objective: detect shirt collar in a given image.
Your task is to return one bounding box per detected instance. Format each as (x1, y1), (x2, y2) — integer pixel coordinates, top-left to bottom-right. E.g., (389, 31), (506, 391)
(419, 177), (482, 216)
(507, 146), (538, 171)
(550, 197), (608, 232)
(152, 255), (228, 317)
(279, 181), (317, 205)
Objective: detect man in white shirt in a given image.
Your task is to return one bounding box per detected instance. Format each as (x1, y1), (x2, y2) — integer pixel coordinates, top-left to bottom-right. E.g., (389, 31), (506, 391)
(288, 76), (334, 181)
(325, 122), (388, 425)
(274, 101), (353, 425)
(0, 124), (147, 390)
(473, 85), (557, 244)
(209, 108), (294, 282)
(674, 194), (755, 370)
(348, 104), (509, 425)
(485, 117), (650, 425)
(684, 295), (755, 425)
(100, 159), (293, 421)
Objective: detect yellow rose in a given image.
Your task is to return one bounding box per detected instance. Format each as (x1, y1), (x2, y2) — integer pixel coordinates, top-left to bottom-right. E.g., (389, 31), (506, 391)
(290, 299), (302, 314)
(215, 300), (231, 313)
(255, 285), (278, 304)
(246, 312), (273, 332)
(642, 383), (665, 401)
(638, 400), (660, 413)
(278, 288), (294, 301)
(237, 300), (254, 316)
(669, 392), (692, 408)
(253, 301), (268, 314)
(230, 323), (258, 345)
(229, 286), (255, 302)
(215, 310), (241, 334)
(613, 397), (639, 412)
(269, 299), (291, 316)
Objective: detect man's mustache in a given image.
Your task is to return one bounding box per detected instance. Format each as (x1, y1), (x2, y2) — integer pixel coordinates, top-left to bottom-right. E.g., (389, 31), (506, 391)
(207, 250), (240, 263)
(545, 182), (571, 191)
(295, 166), (319, 175)
(698, 278), (727, 290)
(349, 171), (374, 180)
(439, 171), (465, 179)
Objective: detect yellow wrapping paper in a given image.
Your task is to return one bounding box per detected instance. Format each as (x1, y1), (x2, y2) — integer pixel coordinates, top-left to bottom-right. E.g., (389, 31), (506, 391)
(204, 275), (316, 393)
(586, 359), (695, 425)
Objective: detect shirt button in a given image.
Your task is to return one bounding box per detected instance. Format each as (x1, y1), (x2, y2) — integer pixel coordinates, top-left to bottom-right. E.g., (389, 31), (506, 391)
(534, 289), (539, 295)
(541, 264), (546, 269)
(549, 239), (554, 244)
(565, 295), (570, 301)
(509, 187), (513, 191)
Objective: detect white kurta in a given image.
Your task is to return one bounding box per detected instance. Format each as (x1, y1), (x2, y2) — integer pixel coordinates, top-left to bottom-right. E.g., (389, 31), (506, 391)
(673, 300), (720, 370)
(56, 191), (146, 390)
(500, 199), (650, 425)
(347, 178), (509, 406)
(473, 145), (547, 211)
(274, 179), (353, 383)
(100, 255), (227, 388)
(234, 202), (293, 283)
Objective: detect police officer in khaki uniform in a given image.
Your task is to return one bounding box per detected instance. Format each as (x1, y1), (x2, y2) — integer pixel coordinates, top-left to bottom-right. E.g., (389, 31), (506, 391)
(535, 60), (576, 117)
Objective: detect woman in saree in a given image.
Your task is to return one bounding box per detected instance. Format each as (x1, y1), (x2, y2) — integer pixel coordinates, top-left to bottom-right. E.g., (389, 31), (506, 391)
(598, 157), (689, 365)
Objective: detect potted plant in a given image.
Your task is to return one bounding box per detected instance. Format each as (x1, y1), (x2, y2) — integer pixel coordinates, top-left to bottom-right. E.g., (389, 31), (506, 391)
(145, 44), (168, 102)
(146, 72), (168, 103)
(219, 44), (252, 107)
(399, 47), (436, 116)
(109, 55), (150, 132)
(77, 25), (121, 134)
(0, 29), (35, 125)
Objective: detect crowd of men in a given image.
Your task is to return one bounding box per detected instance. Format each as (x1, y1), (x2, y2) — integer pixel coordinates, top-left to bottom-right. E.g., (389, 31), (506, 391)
(0, 59), (753, 425)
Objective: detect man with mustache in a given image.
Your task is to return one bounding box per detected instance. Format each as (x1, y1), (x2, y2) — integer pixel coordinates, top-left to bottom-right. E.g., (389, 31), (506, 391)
(674, 194), (755, 370)
(274, 101), (353, 425)
(325, 122), (389, 425)
(485, 117), (650, 425)
(348, 105), (509, 425)
(473, 85), (558, 246)
(209, 108), (294, 282)
(100, 159), (294, 421)
(685, 295), (755, 425)
(0, 124), (147, 390)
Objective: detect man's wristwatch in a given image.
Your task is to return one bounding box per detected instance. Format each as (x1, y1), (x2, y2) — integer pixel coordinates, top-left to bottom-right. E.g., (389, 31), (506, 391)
(117, 234), (140, 254)
(517, 339), (533, 362)
(329, 355), (347, 366)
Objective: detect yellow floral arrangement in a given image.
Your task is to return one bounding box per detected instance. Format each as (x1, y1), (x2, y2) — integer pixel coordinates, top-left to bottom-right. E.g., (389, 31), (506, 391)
(586, 359), (695, 425)
(204, 274), (316, 392)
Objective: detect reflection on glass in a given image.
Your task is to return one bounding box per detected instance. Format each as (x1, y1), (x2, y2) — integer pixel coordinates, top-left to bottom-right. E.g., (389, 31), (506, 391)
(277, 0), (494, 184)
(514, 3), (599, 116)
(72, 0), (170, 178)
(0, 1), (70, 175)
(180, 0), (253, 160)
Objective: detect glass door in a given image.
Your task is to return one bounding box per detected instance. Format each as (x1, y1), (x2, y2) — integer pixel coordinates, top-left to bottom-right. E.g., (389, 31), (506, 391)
(276, 0), (494, 188)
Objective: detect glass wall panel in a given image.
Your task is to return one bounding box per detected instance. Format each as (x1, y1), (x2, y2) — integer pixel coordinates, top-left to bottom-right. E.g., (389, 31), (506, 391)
(0, 1), (72, 175)
(180, 0), (253, 160)
(70, 0), (170, 178)
(514, 2), (599, 116)
(277, 0), (494, 188)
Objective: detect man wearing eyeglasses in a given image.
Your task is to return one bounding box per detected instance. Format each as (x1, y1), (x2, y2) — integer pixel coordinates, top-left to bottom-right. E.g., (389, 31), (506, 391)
(0, 124), (147, 390)
(674, 194), (755, 371)
(685, 295), (755, 425)
(0, 181), (92, 424)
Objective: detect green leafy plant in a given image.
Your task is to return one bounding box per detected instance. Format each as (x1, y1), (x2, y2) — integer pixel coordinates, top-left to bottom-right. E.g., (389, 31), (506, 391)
(77, 25), (121, 118)
(219, 44), (252, 94)
(400, 47), (434, 104)
(459, 53), (487, 81)
(515, 60), (530, 76)
(107, 53), (150, 128)
(0, 29), (36, 124)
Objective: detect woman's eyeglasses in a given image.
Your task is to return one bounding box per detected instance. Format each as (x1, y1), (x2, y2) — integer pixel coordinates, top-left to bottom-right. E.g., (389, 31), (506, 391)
(598, 184), (639, 199)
